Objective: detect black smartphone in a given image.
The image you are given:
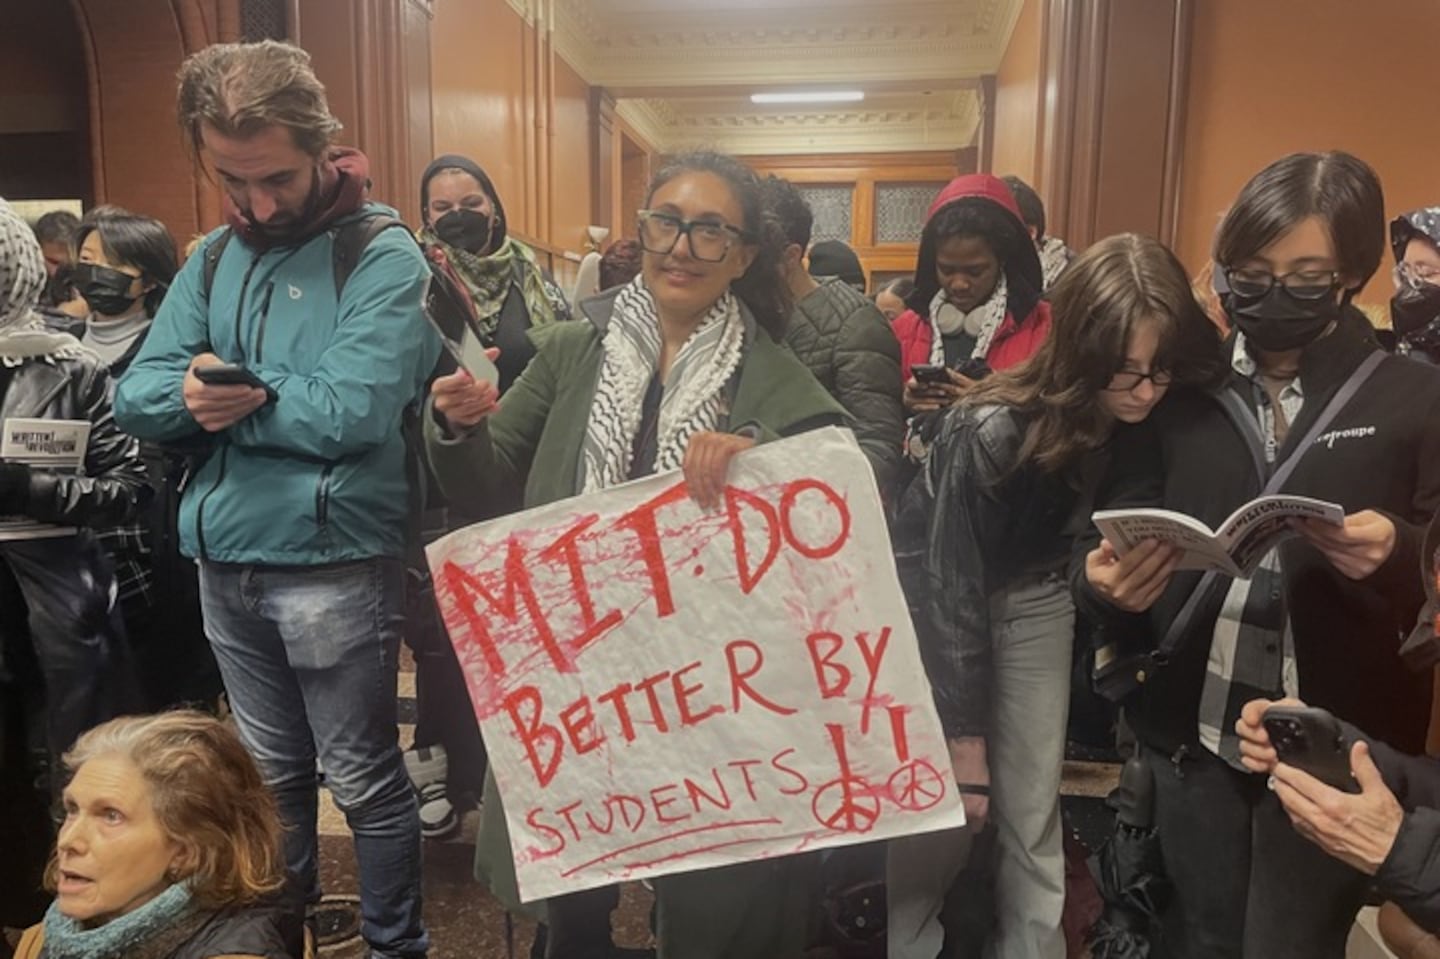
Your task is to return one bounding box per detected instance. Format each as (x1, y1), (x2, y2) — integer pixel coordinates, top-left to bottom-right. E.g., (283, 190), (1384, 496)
(953, 357), (992, 381)
(912, 364), (950, 385)
(195, 364), (278, 404)
(1262, 704), (1357, 793)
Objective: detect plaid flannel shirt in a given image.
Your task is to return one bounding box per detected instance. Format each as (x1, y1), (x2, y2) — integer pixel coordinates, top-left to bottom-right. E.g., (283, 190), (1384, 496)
(1197, 336), (1302, 766)
(96, 521), (154, 617)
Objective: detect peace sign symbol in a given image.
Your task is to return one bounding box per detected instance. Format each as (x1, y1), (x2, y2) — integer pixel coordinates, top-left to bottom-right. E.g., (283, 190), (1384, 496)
(812, 775), (882, 833)
(887, 760), (946, 812)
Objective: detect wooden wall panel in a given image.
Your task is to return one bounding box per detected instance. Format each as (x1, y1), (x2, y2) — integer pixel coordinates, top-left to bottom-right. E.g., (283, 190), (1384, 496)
(296, 0), (433, 224)
(990, 0), (1043, 186)
(550, 55), (592, 254)
(431, 0), (529, 233)
(1178, 0), (1440, 304)
(63, 0), (238, 241)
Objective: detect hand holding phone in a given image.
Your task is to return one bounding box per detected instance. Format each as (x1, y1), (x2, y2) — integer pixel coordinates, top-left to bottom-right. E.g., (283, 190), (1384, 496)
(193, 363), (278, 403)
(1262, 704), (1358, 793)
(185, 356), (274, 432)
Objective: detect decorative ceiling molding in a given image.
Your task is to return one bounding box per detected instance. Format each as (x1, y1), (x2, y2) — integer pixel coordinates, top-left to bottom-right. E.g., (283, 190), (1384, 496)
(559, 1), (1013, 158)
(616, 91), (982, 157)
(553, 0), (1021, 92)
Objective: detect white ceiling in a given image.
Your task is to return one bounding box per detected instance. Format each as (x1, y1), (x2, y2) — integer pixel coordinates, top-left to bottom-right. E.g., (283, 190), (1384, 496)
(508, 0), (1025, 155)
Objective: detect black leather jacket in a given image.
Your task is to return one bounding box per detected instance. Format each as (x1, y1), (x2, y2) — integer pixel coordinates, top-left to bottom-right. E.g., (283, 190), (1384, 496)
(1, 353), (146, 528)
(894, 403), (1082, 737)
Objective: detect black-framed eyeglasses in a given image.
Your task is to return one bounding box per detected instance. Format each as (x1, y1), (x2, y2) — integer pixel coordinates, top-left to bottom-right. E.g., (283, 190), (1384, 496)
(1224, 267), (1341, 301)
(637, 210), (749, 263)
(1104, 369), (1174, 393)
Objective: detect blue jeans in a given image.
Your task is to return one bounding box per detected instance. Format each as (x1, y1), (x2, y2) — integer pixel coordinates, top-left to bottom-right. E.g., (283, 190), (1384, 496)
(199, 558), (428, 958)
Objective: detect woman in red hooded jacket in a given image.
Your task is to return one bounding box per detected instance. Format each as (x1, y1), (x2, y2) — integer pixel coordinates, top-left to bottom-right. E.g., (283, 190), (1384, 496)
(893, 174), (1053, 418)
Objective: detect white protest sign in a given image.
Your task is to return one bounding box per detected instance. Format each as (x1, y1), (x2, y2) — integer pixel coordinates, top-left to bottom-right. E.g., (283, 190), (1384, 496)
(427, 427), (964, 902)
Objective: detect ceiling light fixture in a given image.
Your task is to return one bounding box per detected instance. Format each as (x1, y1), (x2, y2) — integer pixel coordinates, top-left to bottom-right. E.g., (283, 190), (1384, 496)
(750, 91), (865, 105)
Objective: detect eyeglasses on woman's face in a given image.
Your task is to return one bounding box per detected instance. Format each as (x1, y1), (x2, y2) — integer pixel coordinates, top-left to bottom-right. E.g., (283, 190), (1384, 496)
(1104, 368), (1174, 393)
(1224, 267), (1341, 301)
(637, 210), (747, 263)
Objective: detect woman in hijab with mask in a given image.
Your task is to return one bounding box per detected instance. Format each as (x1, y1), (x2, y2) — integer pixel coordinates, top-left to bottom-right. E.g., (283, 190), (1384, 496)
(1389, 207), (1440, 364)
(419, 155), (571, 393)
(0, 197), (146, 783)
(1076, 152), (1440, 958)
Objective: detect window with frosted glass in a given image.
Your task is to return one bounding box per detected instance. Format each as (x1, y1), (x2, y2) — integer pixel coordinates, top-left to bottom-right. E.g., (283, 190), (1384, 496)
(797, 186), (854, 245)
(875, 183), (945, 244)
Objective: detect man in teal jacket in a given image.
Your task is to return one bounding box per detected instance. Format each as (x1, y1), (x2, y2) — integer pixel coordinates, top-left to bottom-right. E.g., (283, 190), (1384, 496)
(114, 41), (438, 959)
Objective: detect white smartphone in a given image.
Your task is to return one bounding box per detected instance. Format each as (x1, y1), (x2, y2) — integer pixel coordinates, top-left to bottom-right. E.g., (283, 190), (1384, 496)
(424, 274), (501, 385)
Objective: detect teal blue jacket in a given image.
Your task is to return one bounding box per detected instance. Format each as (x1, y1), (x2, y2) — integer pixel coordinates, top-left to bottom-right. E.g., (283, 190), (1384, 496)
(114, 204), (440, 564)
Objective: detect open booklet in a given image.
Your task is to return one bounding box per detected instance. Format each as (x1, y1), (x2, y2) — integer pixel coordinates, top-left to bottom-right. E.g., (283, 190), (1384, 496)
(0, 418), (91, 541)
(1092, 494), (1345, 579)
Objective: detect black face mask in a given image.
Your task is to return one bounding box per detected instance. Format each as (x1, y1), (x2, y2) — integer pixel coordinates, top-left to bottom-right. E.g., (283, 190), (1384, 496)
(75, 262), (141, 317)
(434, 208), (495, 255)
(1391, 280), (1440, 339)
(1226, 287), (1341, 353)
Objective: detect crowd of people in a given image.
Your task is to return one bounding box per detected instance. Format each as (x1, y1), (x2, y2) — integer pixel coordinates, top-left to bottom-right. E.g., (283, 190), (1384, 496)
(4, 35), (1440, 959)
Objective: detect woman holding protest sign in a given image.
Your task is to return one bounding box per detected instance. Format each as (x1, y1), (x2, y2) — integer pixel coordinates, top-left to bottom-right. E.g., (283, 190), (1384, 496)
(889, 233), (1224, 958)
(425, 150), (844, 958)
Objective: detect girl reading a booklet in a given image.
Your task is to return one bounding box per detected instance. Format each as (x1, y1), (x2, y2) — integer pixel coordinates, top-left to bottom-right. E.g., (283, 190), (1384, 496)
(1077, 151), (1440, 959)
(888, 233), (1223, 959)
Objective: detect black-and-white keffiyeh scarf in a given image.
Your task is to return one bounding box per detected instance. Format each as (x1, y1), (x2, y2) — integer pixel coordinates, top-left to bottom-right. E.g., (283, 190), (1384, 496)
(580, 276), (746, 492)
(0, 198), (84, 367)
(926, 272), (1009, 367)
(1038, 236), (1072, 290)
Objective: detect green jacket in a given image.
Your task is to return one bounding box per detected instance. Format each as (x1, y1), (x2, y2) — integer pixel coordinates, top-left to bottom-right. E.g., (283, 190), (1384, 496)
(424, 288), (844, 928)
(426, 287), (846, 515)
(115, 204), (440, 564)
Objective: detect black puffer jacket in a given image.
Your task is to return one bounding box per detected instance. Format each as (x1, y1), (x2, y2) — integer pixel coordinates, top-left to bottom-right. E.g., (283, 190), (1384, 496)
(783, 278), (905, 497)
(1, 352), (146, 527)
(893, 403), (1088, 737)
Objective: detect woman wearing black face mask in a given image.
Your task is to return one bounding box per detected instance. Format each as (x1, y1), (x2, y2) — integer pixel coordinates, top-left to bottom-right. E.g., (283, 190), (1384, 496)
(418, 155), (572, 394)
(74, 207), (177, 378)
(1077, 151), (1440, 958)
(74, 207), (221, 716)
(1389, 207), (1440, 364)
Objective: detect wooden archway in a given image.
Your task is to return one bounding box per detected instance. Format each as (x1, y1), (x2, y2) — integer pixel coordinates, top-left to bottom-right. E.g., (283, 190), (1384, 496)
(67, 0), (239, 241)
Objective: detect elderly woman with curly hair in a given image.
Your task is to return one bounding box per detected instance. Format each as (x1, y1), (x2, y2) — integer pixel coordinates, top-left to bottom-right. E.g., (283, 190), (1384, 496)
(14, 711), (303, 959)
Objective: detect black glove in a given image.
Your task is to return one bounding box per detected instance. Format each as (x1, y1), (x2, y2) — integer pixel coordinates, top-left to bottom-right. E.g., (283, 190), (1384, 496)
(0, 462), (32, 515)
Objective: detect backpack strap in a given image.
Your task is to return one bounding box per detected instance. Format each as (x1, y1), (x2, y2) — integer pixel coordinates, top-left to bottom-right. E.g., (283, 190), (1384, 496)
(200, 228), (235, 302)
(1151, 349), (1388, 665)
(330, 212), (412, 298)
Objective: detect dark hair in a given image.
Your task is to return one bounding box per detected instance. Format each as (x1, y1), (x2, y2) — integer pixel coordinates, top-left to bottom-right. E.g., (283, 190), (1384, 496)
(877, 276), (914, 301)
(419, 154), (508, 249)
(924, 200), (1025, 269)
(1214, 151), (1385, 296)
(176, 40), (341, 161)
(966, 233), (1225, 473)
(761, 176), (813, 250)
(646, 151), (791, 338)
(75, 206), (178, 317)
(34, 210), (80, 248)
(1001, 175), (1046, 240)
(599, 238), (642, 290)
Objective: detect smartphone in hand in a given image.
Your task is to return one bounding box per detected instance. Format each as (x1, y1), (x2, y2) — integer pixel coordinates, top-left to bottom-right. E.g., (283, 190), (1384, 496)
(1262, 704), (1358, 793)
(194, 363), (278, 404)
(912, 364), (950, 385)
